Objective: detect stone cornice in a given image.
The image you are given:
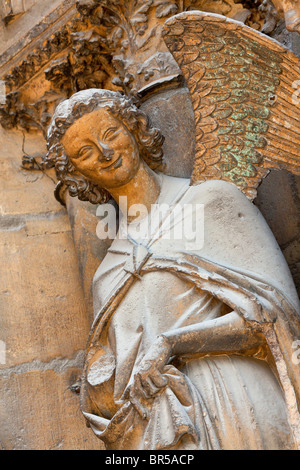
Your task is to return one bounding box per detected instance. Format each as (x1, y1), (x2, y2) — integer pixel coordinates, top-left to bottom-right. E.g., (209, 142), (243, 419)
(0, 1), (77, 88)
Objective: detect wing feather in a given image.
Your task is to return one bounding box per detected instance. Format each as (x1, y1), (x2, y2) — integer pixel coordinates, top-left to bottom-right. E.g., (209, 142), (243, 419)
(163, 12), (300, 199)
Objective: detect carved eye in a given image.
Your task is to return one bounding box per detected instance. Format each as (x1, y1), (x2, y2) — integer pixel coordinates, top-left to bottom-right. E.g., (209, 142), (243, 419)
(103, 127), (119, 141)
(78, 145), (94, 160)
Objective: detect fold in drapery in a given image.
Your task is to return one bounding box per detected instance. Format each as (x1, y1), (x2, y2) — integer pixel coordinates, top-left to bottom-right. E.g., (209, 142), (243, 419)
(81, 250), (300, 449)
(83, 364), (221, 450)
(80, 176), (300, 449)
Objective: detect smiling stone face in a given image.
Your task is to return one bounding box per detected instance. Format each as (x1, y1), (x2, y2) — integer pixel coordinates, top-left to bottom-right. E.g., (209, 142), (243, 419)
(61, 107), (140, 190)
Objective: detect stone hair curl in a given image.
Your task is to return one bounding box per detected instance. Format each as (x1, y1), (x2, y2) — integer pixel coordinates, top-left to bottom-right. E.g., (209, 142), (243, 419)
(46, 89), (165, 204)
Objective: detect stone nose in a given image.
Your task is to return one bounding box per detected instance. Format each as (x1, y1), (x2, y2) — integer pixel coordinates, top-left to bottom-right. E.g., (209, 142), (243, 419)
(97, 140), (114, 162)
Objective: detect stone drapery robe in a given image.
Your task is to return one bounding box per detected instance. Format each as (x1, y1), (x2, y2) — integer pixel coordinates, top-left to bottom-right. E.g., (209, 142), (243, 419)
(80, 174), (300, 450)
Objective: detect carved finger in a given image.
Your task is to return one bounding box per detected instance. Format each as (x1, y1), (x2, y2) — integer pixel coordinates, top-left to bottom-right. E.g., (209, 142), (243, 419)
(135, 371), (154, 399)
(151, 371), (168, 389)
(130, 375), (147, 404)
(139, 375), (161, 398)
(129, 394), (150, 420)
(129, 380), (150, 420)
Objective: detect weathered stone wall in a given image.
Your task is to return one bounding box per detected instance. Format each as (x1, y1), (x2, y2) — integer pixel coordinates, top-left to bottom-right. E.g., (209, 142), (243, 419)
(0, 0), (106, 449)
(0, 126), (104, 449)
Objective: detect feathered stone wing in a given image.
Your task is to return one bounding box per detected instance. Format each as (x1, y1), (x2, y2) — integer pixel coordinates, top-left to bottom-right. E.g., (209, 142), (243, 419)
(163, 12), (300, 199)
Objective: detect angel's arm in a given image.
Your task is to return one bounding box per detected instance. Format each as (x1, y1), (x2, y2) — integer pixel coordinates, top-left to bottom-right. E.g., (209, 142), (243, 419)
(129, 311), (264, 418)
(162, 310), (263, 357)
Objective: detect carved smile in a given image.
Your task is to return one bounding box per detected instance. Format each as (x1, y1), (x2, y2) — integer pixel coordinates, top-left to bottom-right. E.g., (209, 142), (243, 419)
(102, 156), (123, 171)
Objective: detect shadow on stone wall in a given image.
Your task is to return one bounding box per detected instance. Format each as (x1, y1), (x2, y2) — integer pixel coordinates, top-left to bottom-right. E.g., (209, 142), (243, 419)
(255, 170), (300, 299)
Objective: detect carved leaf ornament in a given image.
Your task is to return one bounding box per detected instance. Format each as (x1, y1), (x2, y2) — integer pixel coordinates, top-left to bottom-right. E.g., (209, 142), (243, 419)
(0, 1), (270, 133)
(163, 12), (300, 199)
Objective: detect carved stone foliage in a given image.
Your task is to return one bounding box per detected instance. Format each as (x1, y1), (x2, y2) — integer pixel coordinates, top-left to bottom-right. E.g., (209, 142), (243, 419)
(0, 0), (286, 134)
(0, 26), (71, 135)
(4, 27), (70, 94)
(0, 90), (66, 136)
(0, 8), (117, 134)
(75, 0), (268, 96)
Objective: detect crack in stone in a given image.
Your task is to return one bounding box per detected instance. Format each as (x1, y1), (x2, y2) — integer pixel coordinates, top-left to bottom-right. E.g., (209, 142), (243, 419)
(0, 350), (85, 378)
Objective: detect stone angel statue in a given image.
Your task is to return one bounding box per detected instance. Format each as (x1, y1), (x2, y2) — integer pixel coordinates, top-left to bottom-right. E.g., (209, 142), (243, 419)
(46, 12), (300, 450)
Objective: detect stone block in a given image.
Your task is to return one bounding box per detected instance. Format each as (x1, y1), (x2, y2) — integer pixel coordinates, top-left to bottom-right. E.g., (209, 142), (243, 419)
(0, 227), (90, 367)
(0, 128), (61, 216)
(0, 368), (104, 450)
(141, 87), (195, 179)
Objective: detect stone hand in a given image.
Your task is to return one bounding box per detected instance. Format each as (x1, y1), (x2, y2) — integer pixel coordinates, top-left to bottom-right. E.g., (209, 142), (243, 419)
(129, 335), (172, 420)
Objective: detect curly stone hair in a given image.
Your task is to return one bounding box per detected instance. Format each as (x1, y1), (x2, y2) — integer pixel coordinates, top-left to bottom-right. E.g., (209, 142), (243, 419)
(46, 89), (165, 204)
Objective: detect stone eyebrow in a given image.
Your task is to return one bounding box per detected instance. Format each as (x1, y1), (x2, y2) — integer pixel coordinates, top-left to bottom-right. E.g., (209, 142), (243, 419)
(75, 144), (94, 159)
(102, 127), (119, 140)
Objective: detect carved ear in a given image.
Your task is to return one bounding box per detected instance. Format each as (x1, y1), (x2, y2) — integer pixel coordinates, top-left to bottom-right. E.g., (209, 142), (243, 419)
(163, 11), (300, 200)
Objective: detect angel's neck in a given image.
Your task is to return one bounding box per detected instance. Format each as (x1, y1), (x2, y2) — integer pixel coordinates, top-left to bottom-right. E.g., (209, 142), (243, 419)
(108, 160), (161, 222)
